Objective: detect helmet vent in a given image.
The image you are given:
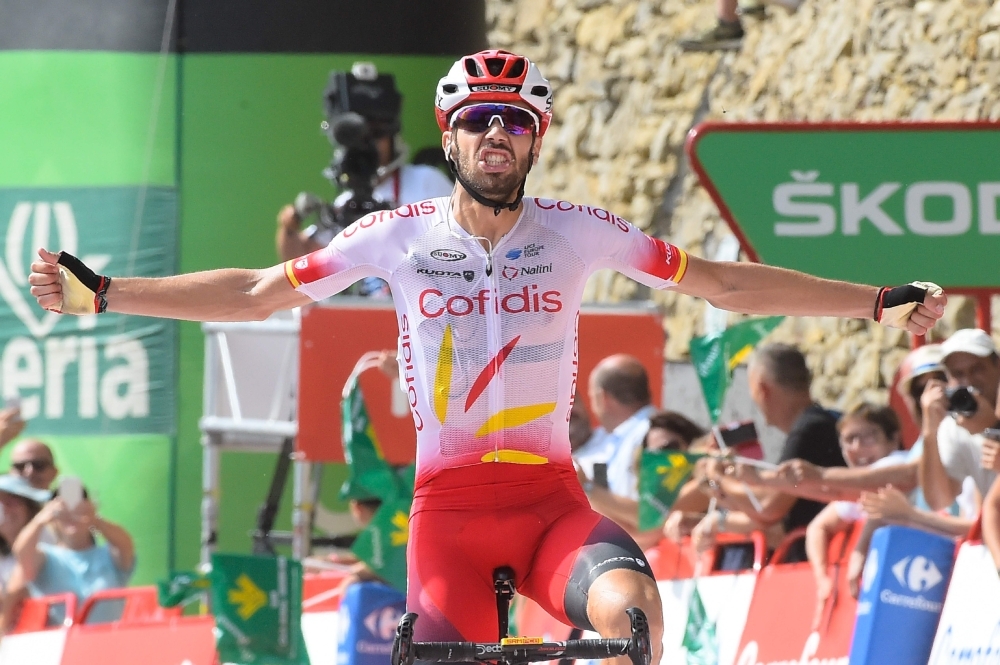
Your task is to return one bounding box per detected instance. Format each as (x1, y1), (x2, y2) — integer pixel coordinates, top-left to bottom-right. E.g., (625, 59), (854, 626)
(508, 59), (526, 79)
(443, 84), (458, 94)
(464, 58), (482, 77)
(530, 85), (549, 97)
(485, 58), (506, 77)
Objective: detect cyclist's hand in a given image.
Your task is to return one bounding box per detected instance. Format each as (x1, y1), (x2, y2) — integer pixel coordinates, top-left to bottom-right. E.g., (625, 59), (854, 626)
(30, 249), (111, 315)
(277, 205), (301, 233)
(876, 282), (945, 335)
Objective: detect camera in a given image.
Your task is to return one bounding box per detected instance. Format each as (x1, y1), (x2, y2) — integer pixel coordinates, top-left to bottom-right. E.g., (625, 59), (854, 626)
(945, 386), (978, 417)
(295, 63), (402, 232)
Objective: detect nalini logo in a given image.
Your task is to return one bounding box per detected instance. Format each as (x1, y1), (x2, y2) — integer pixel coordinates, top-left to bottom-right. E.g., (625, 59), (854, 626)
(501, 266), (519, 280)
(0, 201), (148, 422)
(892, 555), (943, 592)
(430, 249), (466, 262)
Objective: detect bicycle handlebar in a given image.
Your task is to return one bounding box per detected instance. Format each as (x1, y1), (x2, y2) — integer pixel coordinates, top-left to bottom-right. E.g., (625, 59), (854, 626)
(413, 638), (632, 663)
(393, 607), (650, 665)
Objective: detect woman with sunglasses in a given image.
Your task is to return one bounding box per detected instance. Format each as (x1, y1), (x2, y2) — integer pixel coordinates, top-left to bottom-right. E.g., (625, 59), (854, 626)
(30, 48), (946, 665)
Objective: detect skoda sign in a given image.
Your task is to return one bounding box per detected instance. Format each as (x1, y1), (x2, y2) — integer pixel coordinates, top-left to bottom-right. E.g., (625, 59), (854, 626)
(687, 122), (1000, 287)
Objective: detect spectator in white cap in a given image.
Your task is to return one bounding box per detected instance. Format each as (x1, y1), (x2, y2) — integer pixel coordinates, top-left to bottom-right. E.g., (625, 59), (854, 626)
(0, 475), (50, 587)
(919, 328), (1000, 511)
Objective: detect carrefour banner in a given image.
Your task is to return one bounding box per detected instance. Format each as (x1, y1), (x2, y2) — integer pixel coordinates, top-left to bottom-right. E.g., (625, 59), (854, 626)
(0, 187), (176, 434)
(688, 123), (1000, 287)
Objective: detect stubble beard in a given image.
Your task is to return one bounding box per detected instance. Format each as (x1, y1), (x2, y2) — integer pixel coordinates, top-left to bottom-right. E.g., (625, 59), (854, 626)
(452, 142), (529, 202)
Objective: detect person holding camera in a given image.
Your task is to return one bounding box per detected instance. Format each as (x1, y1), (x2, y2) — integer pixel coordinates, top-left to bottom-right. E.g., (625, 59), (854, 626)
(276, 62), (453, 266)
(919, 328), (1000, 512)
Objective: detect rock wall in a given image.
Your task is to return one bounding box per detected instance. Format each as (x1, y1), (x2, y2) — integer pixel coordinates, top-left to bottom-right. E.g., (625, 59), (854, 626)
(487, 0), (999, 408)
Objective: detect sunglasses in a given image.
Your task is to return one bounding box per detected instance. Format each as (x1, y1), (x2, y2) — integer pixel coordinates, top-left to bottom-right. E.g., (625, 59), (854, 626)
(12, 459), (52, 472)
(450, 103), (539, 136)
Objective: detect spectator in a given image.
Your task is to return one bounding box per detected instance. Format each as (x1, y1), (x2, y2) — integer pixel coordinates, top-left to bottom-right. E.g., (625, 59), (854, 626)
(690, 344), (845, 558)
(679, 0), (801, 52)
(805, 403), (906, 627)
(9, 439), (58, 490)
(574, 354), (655, 500)
(0, 476), (48, 587)
(0, 407), (25, 452)
(984, 476), (1000, 574)
(591, 410), (707, 547)
(13, 482), (135, 602)
(920, 328), (1000, 511)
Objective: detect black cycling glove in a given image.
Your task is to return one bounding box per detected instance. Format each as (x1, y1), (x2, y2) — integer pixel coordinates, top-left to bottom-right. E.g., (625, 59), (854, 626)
(56, 252), (111, 315)
(875, 281), (941, 329)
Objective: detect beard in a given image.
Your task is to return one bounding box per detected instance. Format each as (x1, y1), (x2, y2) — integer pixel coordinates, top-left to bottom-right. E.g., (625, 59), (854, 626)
(451, 140), (531, 202)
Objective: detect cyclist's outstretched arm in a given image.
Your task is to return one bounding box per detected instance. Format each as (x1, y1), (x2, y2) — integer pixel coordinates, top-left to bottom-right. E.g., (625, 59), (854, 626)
(29, 248), (310, 322)
(675, 255), (945, 335)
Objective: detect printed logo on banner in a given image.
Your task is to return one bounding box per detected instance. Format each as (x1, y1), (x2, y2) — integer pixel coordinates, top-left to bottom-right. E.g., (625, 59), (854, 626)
(892, 555), (944, 593)
(0, 188), (177, 434)
(363, 606), (402, 641)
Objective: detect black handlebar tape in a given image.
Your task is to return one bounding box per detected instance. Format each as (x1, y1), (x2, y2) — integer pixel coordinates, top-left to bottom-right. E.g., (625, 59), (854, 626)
(413, 642), (480, 662)
(557, 639), (631, 659)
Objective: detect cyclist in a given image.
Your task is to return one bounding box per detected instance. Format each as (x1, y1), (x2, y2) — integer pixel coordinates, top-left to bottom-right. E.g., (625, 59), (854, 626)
(30, 50), (945, 665)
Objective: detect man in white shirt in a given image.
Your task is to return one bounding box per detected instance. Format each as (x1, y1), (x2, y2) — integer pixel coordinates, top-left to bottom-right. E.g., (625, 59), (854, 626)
(574, 354), (655, 513)
(920, 328), (1000, 510)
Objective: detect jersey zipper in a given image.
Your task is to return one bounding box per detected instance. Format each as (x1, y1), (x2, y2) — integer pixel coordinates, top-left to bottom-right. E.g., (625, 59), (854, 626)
(485, 244), (502, 461)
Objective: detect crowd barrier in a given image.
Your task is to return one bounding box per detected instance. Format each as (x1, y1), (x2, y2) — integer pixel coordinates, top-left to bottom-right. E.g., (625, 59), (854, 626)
(0, 521), (994, 665)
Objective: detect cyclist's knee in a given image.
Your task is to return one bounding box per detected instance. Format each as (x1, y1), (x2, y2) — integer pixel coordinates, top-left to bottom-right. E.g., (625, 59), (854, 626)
(586, 568), (663, 637)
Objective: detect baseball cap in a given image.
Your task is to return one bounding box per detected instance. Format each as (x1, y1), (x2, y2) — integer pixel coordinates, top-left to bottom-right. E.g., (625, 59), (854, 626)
(896, 344), (945, 398)
(940, 328), (997, 361)
(0, 474), (52, 504)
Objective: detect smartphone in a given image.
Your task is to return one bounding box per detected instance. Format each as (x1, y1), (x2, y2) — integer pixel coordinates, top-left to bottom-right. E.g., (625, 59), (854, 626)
(983, 428), (1000, 443)
(59, 476), (84, 510)
(592, 463), (609, 489)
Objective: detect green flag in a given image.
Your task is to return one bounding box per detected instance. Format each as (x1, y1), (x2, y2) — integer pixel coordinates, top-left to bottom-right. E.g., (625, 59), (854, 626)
(682, 585), (718, 665)
(638, 450), (706, 530)
(340, 375), (400, 502)
(157, 570), (210, 608)
(689, 317), (784, 423)
(210, 554), (309, 665)
(351, 495), (411, 593)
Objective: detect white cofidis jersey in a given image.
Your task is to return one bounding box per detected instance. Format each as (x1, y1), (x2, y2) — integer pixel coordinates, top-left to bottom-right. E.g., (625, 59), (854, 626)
(284, 197), (688, 488)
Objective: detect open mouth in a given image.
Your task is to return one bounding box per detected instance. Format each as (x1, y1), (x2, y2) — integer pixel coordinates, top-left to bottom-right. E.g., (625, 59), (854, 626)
(478, 148), (513, 173)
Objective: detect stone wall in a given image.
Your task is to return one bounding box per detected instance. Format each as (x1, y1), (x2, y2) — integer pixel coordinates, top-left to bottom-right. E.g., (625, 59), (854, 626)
(487, 0), (1000, 408)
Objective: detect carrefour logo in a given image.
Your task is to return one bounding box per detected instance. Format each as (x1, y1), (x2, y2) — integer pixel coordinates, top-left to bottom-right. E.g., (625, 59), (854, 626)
(0, 200), (150, 422)
(773, 171), (1000, 237)
(892, 555), (943, 593)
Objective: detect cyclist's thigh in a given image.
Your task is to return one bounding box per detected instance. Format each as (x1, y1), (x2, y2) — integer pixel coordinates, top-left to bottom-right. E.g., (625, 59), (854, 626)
(519, 507), (652, 631)
(407, 507), (540, 642)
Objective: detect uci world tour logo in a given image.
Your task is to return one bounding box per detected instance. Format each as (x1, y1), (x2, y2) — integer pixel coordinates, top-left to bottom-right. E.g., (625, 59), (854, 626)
(0, 202), (110, 337)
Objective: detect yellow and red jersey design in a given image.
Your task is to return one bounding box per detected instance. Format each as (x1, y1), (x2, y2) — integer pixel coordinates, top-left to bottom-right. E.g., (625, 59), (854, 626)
(284, 197), (687, 488)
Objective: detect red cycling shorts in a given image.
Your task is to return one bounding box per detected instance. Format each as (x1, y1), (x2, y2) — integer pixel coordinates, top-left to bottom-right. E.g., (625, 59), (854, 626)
(407, 462), (652, 642)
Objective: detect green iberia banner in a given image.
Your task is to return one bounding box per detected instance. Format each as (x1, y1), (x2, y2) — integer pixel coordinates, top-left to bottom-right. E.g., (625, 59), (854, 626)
(682, 585), (719, 665)
(158, 570), (210, 608)
(0, 187), (176, 434)
(351, 495), (411, 593)
(210, 554), (308, 665)
(639, 450), (706, 530)
(340, 375), (398, 502)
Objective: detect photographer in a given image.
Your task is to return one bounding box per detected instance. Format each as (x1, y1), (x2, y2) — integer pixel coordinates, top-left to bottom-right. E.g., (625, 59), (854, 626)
(276, 62), (453, 267)
(919, 328), (1000, 512)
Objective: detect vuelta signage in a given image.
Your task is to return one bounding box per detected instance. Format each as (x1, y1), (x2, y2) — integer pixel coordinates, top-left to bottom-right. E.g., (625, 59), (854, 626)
(0, 187), (176, 434)
(687, 122), (1000, 287)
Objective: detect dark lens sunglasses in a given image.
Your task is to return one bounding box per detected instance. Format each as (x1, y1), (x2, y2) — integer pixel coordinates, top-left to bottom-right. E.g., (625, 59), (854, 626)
(12, 459), (52, 472)
(450, 103), (539, 136)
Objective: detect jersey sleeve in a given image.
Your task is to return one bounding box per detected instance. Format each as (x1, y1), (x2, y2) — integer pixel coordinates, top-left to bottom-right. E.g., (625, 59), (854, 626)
(282, 210), (401, 301)
(577, 210), (689, 289)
